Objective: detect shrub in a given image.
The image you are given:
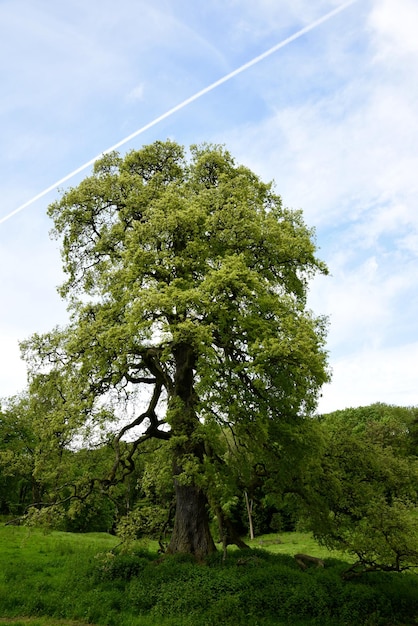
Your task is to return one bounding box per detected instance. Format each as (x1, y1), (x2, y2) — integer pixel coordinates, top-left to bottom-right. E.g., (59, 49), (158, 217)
(94, 550), (152, 581)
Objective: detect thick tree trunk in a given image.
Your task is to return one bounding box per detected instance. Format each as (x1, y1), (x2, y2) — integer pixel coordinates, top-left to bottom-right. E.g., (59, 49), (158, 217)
(166, 341), (217, 558)
(168, 481), (216, 559)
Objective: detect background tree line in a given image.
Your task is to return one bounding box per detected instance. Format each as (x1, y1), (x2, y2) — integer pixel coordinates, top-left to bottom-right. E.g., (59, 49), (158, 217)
(1, 396), (417, 575)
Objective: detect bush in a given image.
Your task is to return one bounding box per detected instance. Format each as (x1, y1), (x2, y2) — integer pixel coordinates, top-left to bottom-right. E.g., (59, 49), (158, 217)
(94, 549), (154, 581)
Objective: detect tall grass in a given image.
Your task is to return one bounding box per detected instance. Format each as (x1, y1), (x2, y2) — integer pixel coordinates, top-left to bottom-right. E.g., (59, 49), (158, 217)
(0, 526), (417, 626)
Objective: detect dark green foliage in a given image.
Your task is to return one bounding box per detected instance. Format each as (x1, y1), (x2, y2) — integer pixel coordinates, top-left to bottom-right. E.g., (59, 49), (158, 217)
(303, 403), (418, 575)
(61, 493), (116, 533)
(92, 547), (418, 625)
(94, 551), (153, 581)
(0, 394), (41, 517)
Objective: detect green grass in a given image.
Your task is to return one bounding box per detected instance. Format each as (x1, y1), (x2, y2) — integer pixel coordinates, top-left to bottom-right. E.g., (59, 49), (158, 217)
(0, 525), (417, 626)
(0, 610), (100, 625)
(250, 531), (348, 558)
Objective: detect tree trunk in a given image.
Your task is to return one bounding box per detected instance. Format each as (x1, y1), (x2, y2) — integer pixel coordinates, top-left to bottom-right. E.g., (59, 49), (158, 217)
(166, 341), (217, 558)
(168, 481), (216, 559)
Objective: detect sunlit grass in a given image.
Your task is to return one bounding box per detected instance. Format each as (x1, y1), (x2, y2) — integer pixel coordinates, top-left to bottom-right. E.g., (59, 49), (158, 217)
(249, 531), (351, 561)
(0, 525), (417, 626)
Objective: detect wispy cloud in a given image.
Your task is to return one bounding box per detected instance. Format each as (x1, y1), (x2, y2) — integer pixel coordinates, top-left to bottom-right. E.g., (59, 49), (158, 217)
(127, 83), (146, 102)
(215, 0), (418, 411)
(0, 0), (417, 412)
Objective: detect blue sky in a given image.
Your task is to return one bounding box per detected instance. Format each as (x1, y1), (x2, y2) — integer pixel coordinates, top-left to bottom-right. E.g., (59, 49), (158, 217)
(1, 0), (417, 413)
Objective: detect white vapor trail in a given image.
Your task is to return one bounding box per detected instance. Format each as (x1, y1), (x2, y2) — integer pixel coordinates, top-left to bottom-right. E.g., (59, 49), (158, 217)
(0, 0), (359, 226)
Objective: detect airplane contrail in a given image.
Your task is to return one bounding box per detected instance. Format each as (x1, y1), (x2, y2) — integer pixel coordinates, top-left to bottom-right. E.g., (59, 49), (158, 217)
(0, 0), (359, 226)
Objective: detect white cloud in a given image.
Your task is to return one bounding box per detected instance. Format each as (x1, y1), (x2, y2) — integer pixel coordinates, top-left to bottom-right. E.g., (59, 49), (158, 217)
(214, 0), (345, 43)
(0, 335), (27, 399)
(225, 73), (418, 232)
(369, 0), (418, 59)
(212, 0), (418, 413)
(309, 251), (418, 353)
(0, 210), (69, 398)
(0, 0), (416, 413)
(318, 342), (418, 413)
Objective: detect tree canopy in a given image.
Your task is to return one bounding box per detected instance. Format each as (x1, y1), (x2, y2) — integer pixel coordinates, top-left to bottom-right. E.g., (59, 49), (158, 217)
(302, 404), (418, 576)
(22, 140), (329, 557)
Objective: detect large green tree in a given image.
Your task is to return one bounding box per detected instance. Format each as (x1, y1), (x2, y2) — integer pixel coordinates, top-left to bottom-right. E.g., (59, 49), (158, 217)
(302, 404), (418, 576)
(23, 140), (329, 557)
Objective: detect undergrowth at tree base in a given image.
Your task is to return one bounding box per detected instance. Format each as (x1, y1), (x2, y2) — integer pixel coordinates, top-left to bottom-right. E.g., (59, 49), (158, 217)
(0, 527), (417, 626)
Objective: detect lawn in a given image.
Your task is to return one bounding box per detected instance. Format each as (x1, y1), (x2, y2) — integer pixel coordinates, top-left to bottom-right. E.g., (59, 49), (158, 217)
(0, 525), (416, 626)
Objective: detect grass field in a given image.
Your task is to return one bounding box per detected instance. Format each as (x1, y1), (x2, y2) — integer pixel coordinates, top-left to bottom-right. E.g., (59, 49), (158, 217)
(0, 525), (417, 626)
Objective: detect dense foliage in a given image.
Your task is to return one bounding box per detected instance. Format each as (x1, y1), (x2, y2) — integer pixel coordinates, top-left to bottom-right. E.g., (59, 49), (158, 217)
(302, 404), (418, 575)
(17, 140), (329, 556)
